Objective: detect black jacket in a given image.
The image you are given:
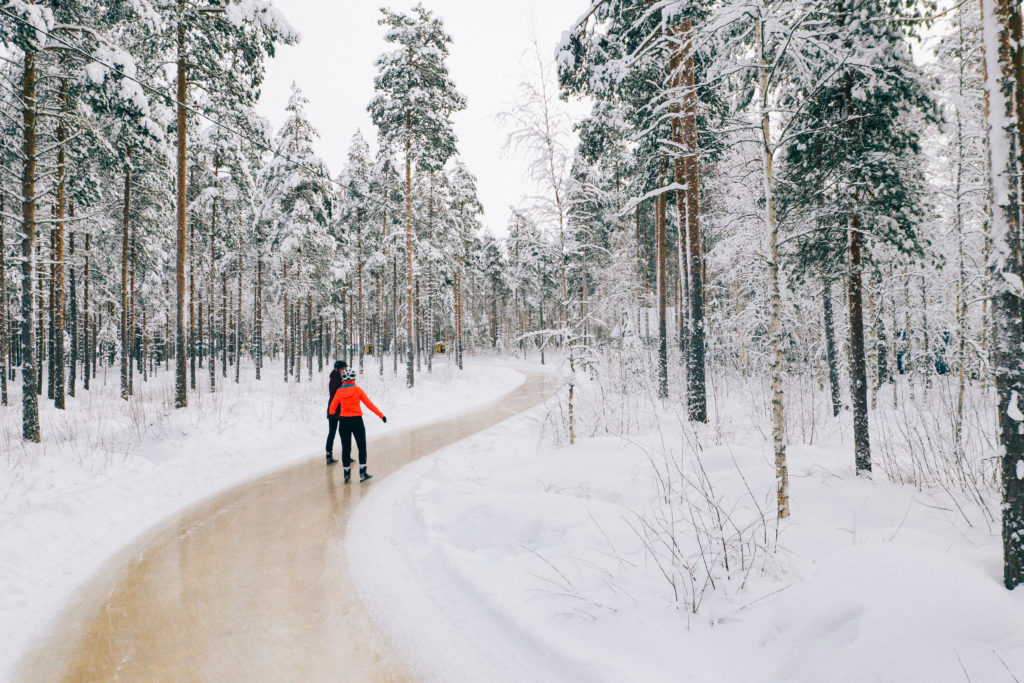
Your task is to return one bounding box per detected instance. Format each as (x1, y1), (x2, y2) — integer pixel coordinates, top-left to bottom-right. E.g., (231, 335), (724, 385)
(328, 369), (343, 416)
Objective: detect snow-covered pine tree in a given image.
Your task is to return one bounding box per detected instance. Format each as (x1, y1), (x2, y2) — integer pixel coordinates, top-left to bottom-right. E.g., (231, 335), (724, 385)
(335, 131), (374, 372)
(156, 0), (296, 407)
(447, 160), (483, 371)
(479, 230), (504, 349)
(558, 0), (725, 424)
(192, 105), (262, 388)
(265, 84), (334, 385)
(75, 6), (167, 403)
(1, 2), (53, 441)
(779, 0), (934, 475)
(368, 4), (466, 388)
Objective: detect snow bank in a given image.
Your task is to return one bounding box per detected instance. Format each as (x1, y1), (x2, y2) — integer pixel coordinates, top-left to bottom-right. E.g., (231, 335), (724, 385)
(0, 357), (522, 680)
(349, 371), (1024, 682)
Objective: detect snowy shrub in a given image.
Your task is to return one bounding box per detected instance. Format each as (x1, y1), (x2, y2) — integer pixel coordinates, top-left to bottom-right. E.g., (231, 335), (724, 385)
(544, 341), (661, 445)
(540, 350), (778, 614)
(873, 377), (1000, 528)
(631, 422), (777, 614)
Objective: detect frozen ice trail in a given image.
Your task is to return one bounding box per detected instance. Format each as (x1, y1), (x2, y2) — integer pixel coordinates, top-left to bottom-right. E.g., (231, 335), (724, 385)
(15, 368), (555, 682)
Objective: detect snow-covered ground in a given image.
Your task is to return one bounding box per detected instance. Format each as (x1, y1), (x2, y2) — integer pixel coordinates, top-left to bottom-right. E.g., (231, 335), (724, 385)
(0, 355), (524, 680)
(5, 351), (1022, 682)
(349, 366), (1024, 682)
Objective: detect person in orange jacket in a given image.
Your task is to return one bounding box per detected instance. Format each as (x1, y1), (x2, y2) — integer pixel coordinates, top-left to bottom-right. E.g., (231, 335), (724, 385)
(327, 367), (386, 483)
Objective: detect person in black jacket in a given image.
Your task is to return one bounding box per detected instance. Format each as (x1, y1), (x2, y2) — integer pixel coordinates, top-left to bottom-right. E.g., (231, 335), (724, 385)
(326, 360), (347, 464)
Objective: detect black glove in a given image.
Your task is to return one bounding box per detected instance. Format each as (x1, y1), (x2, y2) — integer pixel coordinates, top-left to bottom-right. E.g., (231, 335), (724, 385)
(382, 415), (387, 423)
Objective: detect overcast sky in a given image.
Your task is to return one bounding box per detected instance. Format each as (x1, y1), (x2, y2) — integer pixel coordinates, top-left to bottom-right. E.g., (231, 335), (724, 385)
(256, 1), (587, 236)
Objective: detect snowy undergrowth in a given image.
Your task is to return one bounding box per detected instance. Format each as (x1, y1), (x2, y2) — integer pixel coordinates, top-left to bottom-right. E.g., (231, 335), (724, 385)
(349, 355), (1024, 682)
(0, 355), (524, 680)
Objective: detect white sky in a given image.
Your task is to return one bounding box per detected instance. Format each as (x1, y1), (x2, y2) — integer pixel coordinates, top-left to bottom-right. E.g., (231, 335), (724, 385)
(256, 0), (587, 237)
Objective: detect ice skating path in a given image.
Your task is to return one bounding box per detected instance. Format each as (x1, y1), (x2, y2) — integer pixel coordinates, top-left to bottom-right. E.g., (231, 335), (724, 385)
(17, 368), (555, 682)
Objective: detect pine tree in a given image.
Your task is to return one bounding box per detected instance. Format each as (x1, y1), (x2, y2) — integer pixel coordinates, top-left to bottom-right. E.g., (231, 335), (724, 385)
(448, 161), (483, 371)
(336, 131), (375, 374)
(779, 0), (934, 475)
(265, 84), (335, 383)
(154, 0), (296, 408)
(558, 1), (724, 423)
(368, 4), (466, 388)
(2, 3), (52, 441)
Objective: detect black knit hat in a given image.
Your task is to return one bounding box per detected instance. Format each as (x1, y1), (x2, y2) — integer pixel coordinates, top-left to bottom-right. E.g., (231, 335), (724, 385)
(333, 360), (347, 370)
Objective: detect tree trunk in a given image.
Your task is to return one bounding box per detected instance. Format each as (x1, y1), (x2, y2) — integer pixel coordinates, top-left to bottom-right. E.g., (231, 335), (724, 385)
(677, 205), (688, 359)
(174, 10), (188, 409)
(255, 255), (262, 380)
(456, 266), (464, 370)
(222, 272), (228, 379)
(981, 0), (1024, 589)
(539, 301), (545, 365)
(68, 209), (76, 398)
(358, 212), (364, 373)
(237, 232), (242, 383)
(91, 315), (97, 381)
(758, 16), (788, 517)
(292, 299), (300, 384)
(823, 279), (841, 417)
(393, 254), (399, 376)
(848, 219), (871, 474)
(210, 191), (217, 391)
(348, 294), (354, 367)
(427, 173), (434, 372)
(120, 165), (130, 401)
(674, 19), (707, 422)
(656, 167), (668, 400)
(317, 315), (323, 374)
(873, 271), (890, 388)
(190, 197), (197, 385)
(21, 50), (40, 441)
(142, 306), (148, 383)
(83, 232), (90, 391)
(198, 299), (203, 370)
(921, 277), (931, 389)
(37, 240), (42, 397)
(0, 195), (7, 406)
(491, 286), (498, 348)
(903, 269), (913, 397)
(306, 294), (313, 380)
(283, 262), (288, 382)
(414, 281), (420, 373)
(404, 127), (415, 388)
(131, 189), (138, 393)
(53, 81), (67, 409)
(165, 283), (170, 372)
(47, 227), (53, 400)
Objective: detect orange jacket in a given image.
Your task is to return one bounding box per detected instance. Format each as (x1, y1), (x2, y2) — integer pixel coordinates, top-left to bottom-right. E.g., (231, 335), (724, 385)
(328, 383), (384, 419)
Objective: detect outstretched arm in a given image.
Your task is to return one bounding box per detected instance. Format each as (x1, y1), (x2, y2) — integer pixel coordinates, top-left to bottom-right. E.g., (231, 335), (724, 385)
(359, 390), (385, 420)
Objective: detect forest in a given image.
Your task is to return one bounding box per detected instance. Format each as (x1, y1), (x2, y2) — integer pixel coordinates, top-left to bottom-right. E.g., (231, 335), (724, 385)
(1, 0), (1024, 633)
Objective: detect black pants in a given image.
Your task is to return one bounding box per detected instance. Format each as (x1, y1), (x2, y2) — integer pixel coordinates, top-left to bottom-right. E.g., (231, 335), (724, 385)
(326, 416), (367, 468)
(326, 417), (340, 460)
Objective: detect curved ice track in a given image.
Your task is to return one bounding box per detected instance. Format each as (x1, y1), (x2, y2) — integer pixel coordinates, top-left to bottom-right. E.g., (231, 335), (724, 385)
(16, 369), (555, 682)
